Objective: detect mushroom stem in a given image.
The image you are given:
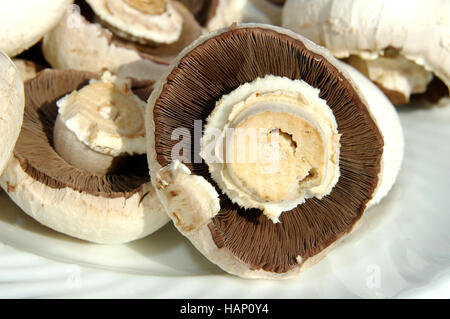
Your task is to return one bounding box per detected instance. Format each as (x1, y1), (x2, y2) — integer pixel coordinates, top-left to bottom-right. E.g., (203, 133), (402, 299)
(201, 75), (341, 222)
(346, 54), (433, 105)
(53, 115), (129, 175)
(52, 72), (147, 175)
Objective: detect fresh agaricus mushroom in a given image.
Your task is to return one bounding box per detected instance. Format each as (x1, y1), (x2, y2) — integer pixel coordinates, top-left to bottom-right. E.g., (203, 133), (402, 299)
(282, 0), (450, 105)
(0, 69), (168, 244)
(145, 24), (404, 279)
(42, 0), (203, 80)
(0, 51), (25, 176)
(0, 0), (73, 57)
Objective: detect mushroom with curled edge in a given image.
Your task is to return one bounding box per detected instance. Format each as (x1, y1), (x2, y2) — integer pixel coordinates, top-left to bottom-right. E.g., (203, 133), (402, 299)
(282, 0), (450, 105)
(146, 24), (404, 279)
(0, 51), (25, 177)
(0, 70), (168, 244)
(42, 0), (203, 82)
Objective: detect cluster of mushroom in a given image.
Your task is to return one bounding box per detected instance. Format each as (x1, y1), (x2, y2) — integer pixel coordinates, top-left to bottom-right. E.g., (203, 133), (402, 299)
(0, 0), (446, 280)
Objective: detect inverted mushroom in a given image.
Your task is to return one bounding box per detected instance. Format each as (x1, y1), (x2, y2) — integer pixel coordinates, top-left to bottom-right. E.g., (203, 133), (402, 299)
(42, 0), (203, 81)
(0, 69), (168, 244)
(282, 0), (450, 105)
(0, 0), (73, 57)
(146, 24), (404, 279)
(0, 51), (25, 176)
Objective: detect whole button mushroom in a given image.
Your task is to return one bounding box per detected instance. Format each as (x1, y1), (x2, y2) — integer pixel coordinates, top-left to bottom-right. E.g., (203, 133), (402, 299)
(0, 69), (168, 244)
(282, 0), (450, 105)
(145, 24), (404, 279)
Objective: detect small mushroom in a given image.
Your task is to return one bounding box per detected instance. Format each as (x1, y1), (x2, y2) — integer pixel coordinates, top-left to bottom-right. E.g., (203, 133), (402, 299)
(145, 24), (404, 278)
(0, 69), (168, 244)
(42, 0), (203, 80)
(0, 51), (25, 176)
(282, 0), (450, 105)
(0, 0), (73, 57)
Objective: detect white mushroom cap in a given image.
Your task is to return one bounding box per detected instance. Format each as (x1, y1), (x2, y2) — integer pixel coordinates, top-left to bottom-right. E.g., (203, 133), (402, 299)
(146, 24), (404, 279)
(0, 157), (168, 244)
(282, 0), (450, 101)
(42, 5), (168, 82)
(0, 0), (73, 57)
(0, 51), (24, 176)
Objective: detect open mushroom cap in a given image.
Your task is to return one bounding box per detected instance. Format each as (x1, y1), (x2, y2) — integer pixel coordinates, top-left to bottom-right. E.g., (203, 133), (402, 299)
(0, 51), (25, 176)
(282, 0), (450, 105)
(146, 24), (403, 278)
(0, 69), (168, 244)
(0, 0), (73, 57)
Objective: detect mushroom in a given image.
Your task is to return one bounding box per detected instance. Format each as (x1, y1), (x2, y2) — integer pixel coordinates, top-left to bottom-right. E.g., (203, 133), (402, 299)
(0, 69), (168, 244)
(42, 0), (203, 81)
(145, 24), (404, 279)
(282, 0), (450, 105)
(0, 51), (25, 176)
(0, 0), (73, 57)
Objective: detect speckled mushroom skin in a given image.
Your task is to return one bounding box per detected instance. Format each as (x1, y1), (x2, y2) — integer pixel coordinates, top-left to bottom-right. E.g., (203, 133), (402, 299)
(146, 24), (404, 279)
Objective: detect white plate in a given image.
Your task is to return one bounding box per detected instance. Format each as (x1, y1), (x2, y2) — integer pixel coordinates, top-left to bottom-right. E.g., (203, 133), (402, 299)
(0, 99), (450, 298)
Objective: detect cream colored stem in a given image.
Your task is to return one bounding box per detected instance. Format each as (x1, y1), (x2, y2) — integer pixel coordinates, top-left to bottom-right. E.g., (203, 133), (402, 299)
(53, 115), (129, 175)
